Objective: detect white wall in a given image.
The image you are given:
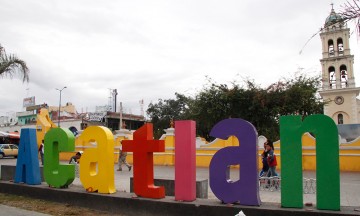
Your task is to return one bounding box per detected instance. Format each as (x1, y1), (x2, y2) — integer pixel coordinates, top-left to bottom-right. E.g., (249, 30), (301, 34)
(0, 119), (82, 134)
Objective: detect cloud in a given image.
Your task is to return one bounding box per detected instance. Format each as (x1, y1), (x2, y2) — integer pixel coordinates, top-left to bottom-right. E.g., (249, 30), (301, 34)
(0, 0), (358, 117)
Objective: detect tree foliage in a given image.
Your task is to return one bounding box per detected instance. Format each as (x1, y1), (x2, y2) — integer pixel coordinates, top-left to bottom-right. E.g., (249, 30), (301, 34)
(147, 74), (324, 140)
(0, 44), (29, 82)
(147, 93), (192, 138)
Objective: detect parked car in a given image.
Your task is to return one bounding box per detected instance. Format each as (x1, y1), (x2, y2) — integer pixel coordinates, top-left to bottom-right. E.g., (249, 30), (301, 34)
(0, 144), (18, 158)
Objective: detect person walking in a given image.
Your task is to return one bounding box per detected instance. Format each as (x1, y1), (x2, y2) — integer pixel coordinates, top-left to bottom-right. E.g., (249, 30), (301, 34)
(38, 140), (44, 165)
(117, 142), (132, 171)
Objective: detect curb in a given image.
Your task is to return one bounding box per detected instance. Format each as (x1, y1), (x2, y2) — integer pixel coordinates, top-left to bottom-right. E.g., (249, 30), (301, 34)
(0, 181), (358, 216)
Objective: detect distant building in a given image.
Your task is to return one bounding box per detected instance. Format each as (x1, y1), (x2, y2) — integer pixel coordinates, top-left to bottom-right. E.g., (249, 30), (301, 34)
(17, 111), (38, 125)
(82, 111), (146, 131)
(16, 103), (48, 125)
(0, 112), (17, 127)
(48, 102), (78, 121)
(107, 111), (146, 131)
(0, 100), (146, 134)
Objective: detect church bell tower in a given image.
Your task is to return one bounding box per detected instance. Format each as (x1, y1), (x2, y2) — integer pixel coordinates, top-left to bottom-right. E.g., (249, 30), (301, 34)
(318, 6), (360, 124)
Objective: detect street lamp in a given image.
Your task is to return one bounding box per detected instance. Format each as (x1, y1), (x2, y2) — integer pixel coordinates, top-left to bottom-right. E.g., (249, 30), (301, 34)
(56, 86), (67, 127)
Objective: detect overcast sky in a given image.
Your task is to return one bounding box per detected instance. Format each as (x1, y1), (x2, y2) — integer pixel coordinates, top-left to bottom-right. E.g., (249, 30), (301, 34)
(0, 0), (358, 117)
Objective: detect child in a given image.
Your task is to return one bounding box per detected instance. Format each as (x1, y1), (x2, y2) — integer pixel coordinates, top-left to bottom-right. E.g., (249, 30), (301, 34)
(69, 151), (82, 164)
(69, 151), (83, 177)
(259, 142), (269, 177)
(38, 140), (44, 165)
(266, 141), (278, 177)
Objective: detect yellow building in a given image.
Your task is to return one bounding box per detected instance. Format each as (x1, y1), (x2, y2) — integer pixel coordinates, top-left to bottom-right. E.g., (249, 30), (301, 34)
(36, 109), (360, 171)
(124, 128), (360, 172)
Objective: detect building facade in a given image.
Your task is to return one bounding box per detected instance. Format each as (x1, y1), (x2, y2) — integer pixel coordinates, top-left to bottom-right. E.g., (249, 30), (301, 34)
(318, 7), (360, 124)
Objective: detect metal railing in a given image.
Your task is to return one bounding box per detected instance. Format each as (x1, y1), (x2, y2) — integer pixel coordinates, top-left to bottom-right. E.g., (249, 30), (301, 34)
(259, 176), (316, 194)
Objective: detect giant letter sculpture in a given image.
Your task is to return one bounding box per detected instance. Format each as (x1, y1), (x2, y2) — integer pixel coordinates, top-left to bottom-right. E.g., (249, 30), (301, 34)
(280, 114), (340, 210)
(209, 118), (260, 205)
(80, 126), (116, 194)
(15, 128), (41, 185)
(43, 128), (75, 188)
(175, 120), (196, 201)
(122, 123), (165, 198)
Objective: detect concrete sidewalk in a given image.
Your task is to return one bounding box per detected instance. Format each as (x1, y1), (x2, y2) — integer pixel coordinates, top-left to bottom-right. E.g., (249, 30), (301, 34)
(71, 164), (360, 207)
(1, 158), (359, 207)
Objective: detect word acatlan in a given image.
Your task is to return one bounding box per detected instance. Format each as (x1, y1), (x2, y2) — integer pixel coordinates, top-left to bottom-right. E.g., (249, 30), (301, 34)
(14, 115), (340, 211)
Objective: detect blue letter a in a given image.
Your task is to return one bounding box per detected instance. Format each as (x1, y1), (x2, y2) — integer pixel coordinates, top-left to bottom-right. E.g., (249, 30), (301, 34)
(14, 128), (41, 185)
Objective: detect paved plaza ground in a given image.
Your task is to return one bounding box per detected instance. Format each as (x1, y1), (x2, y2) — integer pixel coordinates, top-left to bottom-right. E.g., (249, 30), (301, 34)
(1, 158), (359, 208)
(112, 165), (360, 207)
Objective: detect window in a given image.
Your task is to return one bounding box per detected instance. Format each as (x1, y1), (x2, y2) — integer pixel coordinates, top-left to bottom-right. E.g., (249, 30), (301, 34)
(338, 114), (344, 124)
(340, 65), (348, 88)
(36, 125), (42, 132)
(337, 38), (344, 56)
(329, 66), (336, 89)
(328, 39), (335, 57)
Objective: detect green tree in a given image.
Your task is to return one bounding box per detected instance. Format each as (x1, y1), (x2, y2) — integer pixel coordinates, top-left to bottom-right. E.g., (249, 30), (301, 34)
(188, 83), (230, 140)
(147, 74), (324, 141)
(264, 75), (324, 140)
(147, 93), (192, 139)
(0, 44), (29, 82)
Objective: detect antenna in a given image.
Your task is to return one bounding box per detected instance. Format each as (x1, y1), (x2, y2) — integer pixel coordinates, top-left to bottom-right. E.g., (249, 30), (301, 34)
(108, 88), (113, 111)
(112, 89), (118, 112)
(119, 102), (123, 129)
(139, 99), (144, 116)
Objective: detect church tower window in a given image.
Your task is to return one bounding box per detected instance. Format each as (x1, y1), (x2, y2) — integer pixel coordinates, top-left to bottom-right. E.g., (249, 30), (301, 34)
(328, 39), (335, 57)
(340, 65), (348, 88)
(329, 66), (336, 89)
(337, 38), (344, 56)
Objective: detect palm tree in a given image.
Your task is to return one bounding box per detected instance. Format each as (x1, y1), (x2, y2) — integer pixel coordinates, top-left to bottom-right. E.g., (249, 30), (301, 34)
(0, 44), (29, 82)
